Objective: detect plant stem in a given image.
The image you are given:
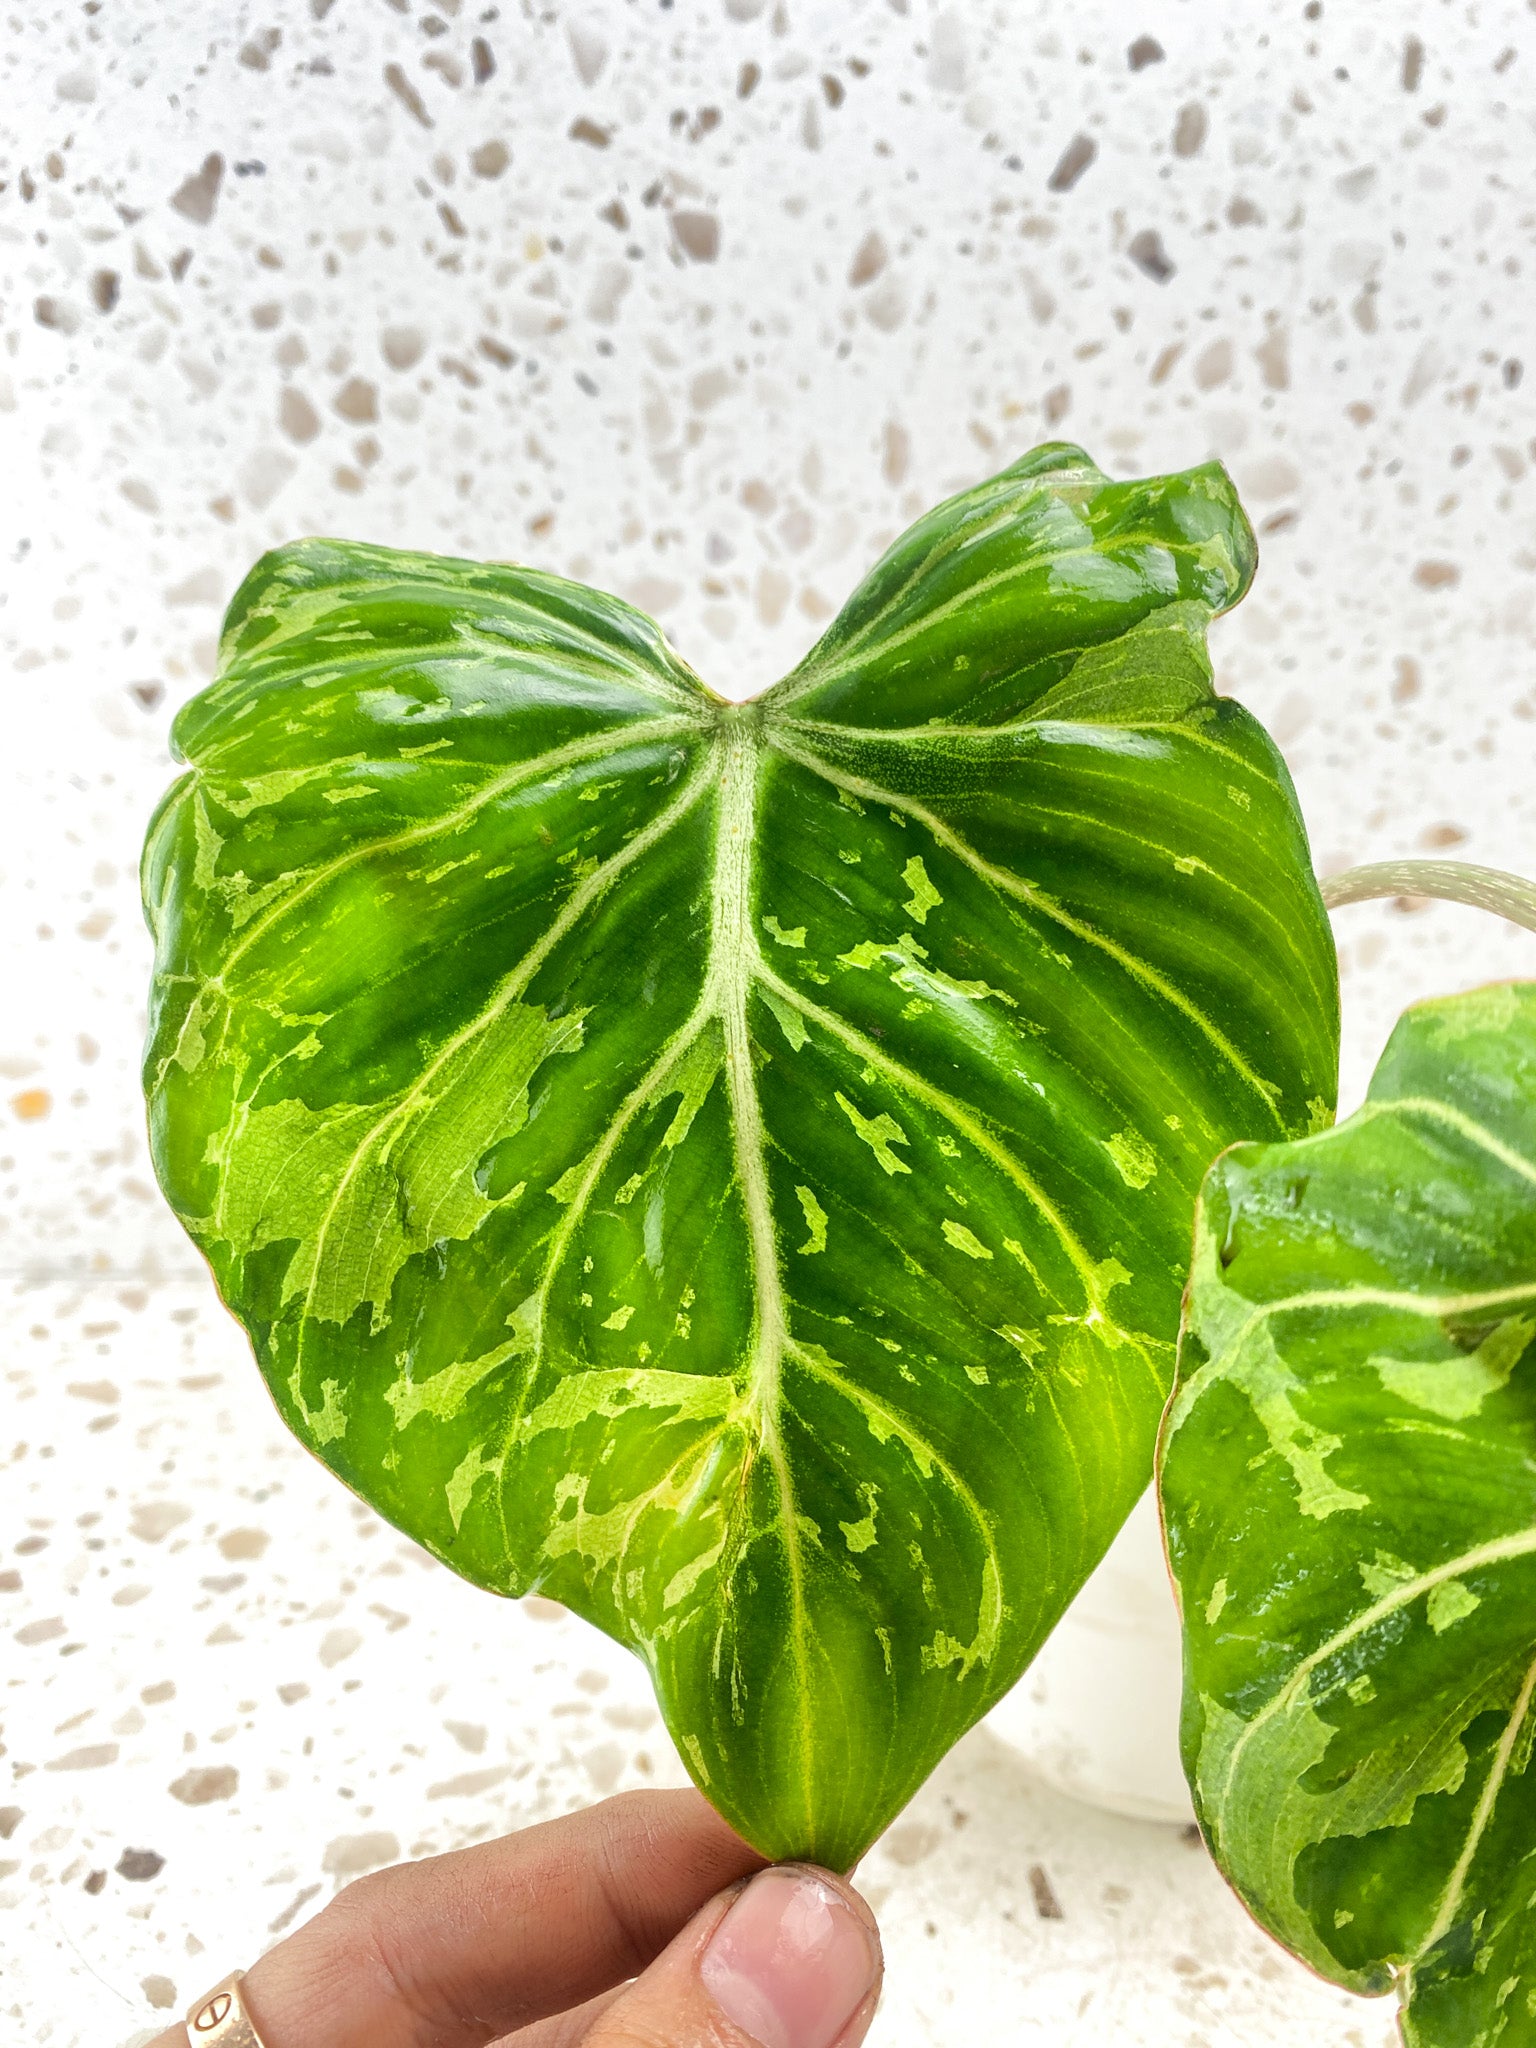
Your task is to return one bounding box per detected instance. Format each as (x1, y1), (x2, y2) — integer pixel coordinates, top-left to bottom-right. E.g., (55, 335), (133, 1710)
(1319, 861), (1536, 937)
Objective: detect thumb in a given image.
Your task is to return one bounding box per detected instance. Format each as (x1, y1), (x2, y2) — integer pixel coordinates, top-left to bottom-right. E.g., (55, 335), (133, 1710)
(583, 1862), (883, 2048)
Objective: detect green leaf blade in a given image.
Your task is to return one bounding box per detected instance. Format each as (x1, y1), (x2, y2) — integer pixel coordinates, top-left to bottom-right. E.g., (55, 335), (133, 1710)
(778, 446), (1257, 730)
(1161, 983), (1536, 2040)
(146, 450), (1336, 1868)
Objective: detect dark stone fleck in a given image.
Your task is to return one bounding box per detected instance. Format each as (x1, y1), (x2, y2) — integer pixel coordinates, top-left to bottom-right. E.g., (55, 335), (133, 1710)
(1126, 228), (1175, 282)
(116, 1847), (165, 1881)
(1173, 103), (1207, 157)
(470, 140), (509, 178)
(1047, 133), (1096, 192)
(384, 63), (433, 129)
(671, 211), (719, 263)
(169, 154), (224, 226)
(239, 26), (281, 69)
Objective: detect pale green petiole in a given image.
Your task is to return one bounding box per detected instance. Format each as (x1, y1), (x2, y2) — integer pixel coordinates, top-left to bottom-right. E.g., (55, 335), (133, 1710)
(1320, 858), (1536, 936)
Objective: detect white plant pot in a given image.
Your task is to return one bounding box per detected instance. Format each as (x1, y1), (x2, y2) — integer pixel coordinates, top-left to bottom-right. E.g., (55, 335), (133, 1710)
(984, 1486), (1195, 1825)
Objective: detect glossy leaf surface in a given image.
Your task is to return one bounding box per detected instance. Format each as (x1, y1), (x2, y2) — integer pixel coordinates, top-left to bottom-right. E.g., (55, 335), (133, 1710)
(143, 443), (1337, 1867)
(1162, 984), (1536, 2045)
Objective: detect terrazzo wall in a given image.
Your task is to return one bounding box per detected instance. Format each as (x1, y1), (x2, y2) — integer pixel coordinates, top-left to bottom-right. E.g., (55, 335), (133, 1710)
(3, 3), (1533, 2042)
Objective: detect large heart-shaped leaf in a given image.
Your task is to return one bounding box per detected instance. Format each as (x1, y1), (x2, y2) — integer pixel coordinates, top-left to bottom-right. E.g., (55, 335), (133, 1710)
(143, 442), (1337, 1867)
(1161, 983), (1536, 2045)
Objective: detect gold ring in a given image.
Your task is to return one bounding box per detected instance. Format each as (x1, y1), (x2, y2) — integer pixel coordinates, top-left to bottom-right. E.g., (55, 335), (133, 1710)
(185, 1970), (271, 2048)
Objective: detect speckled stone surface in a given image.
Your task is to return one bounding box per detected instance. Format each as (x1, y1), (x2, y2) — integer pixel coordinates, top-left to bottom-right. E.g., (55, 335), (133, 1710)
(4, 2), (1533, 2041)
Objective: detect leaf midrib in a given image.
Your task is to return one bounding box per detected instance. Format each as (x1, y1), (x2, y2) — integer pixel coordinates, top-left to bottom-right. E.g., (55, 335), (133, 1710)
(506, 706), (1163, 1774)
(708, 715), (814, 1826)
(319, 695), (1167, 1461)
(257, 685), (1237, 1800)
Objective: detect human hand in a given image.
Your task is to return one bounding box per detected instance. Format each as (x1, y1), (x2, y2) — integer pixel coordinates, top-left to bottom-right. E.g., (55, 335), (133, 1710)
(146, 1788), (883, 2048)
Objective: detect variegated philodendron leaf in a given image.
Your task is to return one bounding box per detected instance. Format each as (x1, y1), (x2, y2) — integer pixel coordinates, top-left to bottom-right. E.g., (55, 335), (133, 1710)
(143, 442), (1337, 1868)
(1161, 983), (1536, 2047)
